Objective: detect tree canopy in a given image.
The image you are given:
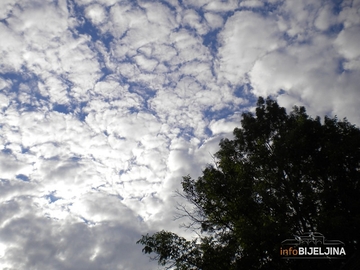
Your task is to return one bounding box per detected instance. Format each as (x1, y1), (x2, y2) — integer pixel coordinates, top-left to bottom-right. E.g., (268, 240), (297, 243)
(137, 97), (360, 270)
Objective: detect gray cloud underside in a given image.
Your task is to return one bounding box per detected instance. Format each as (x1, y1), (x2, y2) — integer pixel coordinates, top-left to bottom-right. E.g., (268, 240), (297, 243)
(0, 0), (359, 269)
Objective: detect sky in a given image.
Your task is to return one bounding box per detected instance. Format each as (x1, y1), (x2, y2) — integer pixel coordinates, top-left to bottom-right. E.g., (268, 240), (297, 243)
(0, 0), (359, 269)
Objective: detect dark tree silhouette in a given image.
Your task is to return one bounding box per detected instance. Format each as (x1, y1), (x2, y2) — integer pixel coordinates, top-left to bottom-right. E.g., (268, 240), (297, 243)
(137, 97), (360, 270)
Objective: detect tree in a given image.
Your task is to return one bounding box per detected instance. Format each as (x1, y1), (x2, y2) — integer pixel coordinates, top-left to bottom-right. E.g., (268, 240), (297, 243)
(137, 97), (360, 269)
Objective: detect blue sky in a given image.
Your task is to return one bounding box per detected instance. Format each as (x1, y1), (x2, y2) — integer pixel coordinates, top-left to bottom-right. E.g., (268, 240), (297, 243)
(0, 0), (359, 269)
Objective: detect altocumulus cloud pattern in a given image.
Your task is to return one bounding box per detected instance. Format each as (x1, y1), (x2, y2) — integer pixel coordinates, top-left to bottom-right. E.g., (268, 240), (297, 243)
(0, 0), (359, 269)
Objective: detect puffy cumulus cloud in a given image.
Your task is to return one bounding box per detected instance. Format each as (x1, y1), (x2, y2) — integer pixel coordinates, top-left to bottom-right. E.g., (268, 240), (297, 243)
(314, 3), (337, 31)
(209, 116), (241, 136)
(167, 137), (196, 173)
(0, 0), (14, 20)
(0, 23), (25, 72)
(0, 100), (177, 268)
(133, 54), (158, 72)
(0, 0), (69, 75)
(6, 0), (68, 40)
(147, 73), (240, 140)
(0, 195), (157, 270)
(170, 29), (209, 62)
(204, 12), (224, 29)
(109, 1), (177, 50)
(240, 0), (264, 8)
(179, 60), (213, 83)
(335, 25), (360, 60)
(78, 0), (118, 6)
(182, 9), (209, 35)
(339, 0), (360, 29)
(0, 152), (32, 181)
(279, 0), (323, 41)
(139, 1), (178, 28)
(69, 192), (138, 223)
(247, 1), (360, 124)
(217, 11), (284, 86)
(0, 0), (102, 107)
(203, 0), (240, 12)
(85, 3), (107, 25)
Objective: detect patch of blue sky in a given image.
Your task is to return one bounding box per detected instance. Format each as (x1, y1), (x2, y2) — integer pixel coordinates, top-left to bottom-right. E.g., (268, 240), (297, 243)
(203, 106), (236, 122)
(76, 16), (100, 40)
(158, 0), (177, 11)
(16, 174), (30, 182)
(336, 58), (349, 74)
(81, 24), (114, 56)
(76, 17), (100, 42)
(0, 18), (9, 27)
(0, 72), (19, 82)
(331, 0), (343, 14)
(0, 70), (49, 112)
(1, 70), (38, 92)
(234, 84), (258, 104)
(278, 89), (286, 95)
(98, 67), (113, 82)
(202, 29), (221, 55)
(127, 82), (157, 112)
(203, 126), (213, 137)
(21, 146), (30, 154)
(234, 84), (252, 98)
(70, 0), (113, 51)
(75, 101), (89, 121)
(92, 184), (106, 192)
(2, 147), (13, 155)
(53, 103), (71, 114)
(202, 85), (256, 127)
(281, 32), (299, 45)
(322, 23), (344, 36)
(282, 32), (313, 46)
(249, 1), (280, 16)
(128, 106), (140, 114)
(112, 193), (124, 201)
(69, 156), (82, 162)
(80, 216), (96, 226)
(45, 191), (61, 203)
(162, 79), (177, 90)
(52, 100), (88, 121)
(176, 125), (195, 140)
(137, 215), (144, 223)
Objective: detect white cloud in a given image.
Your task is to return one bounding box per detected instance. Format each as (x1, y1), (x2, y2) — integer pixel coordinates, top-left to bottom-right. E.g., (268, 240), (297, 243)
(314, 4), (336, 31)
(204, 12), (224, 29)
(217, 11), (284, 85)
(85, 4), (107, 25)
(182, 9), (209, 35)
(339, 0), (360, 28)
(0, 152), (31, 181)
(0, 22), (25, 72)
(0, 195), (157, 269)
(334, 25), (360, 60)
(203, 0), (239, 12)
(279, 0), (322, 40)
(209, 118), (240, 135)
(140, 1), (178, 28)
(240, 0), (264, 8)
(134, 54), (158, 72)
(0, 92), (10, 109)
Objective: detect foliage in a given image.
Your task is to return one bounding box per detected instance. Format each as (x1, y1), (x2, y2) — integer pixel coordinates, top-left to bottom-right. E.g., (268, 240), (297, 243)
(137, 97), (360, 269)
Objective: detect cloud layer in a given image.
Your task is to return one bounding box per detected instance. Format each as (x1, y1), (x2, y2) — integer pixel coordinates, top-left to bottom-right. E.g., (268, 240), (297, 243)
(0, 0), (359, 268)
